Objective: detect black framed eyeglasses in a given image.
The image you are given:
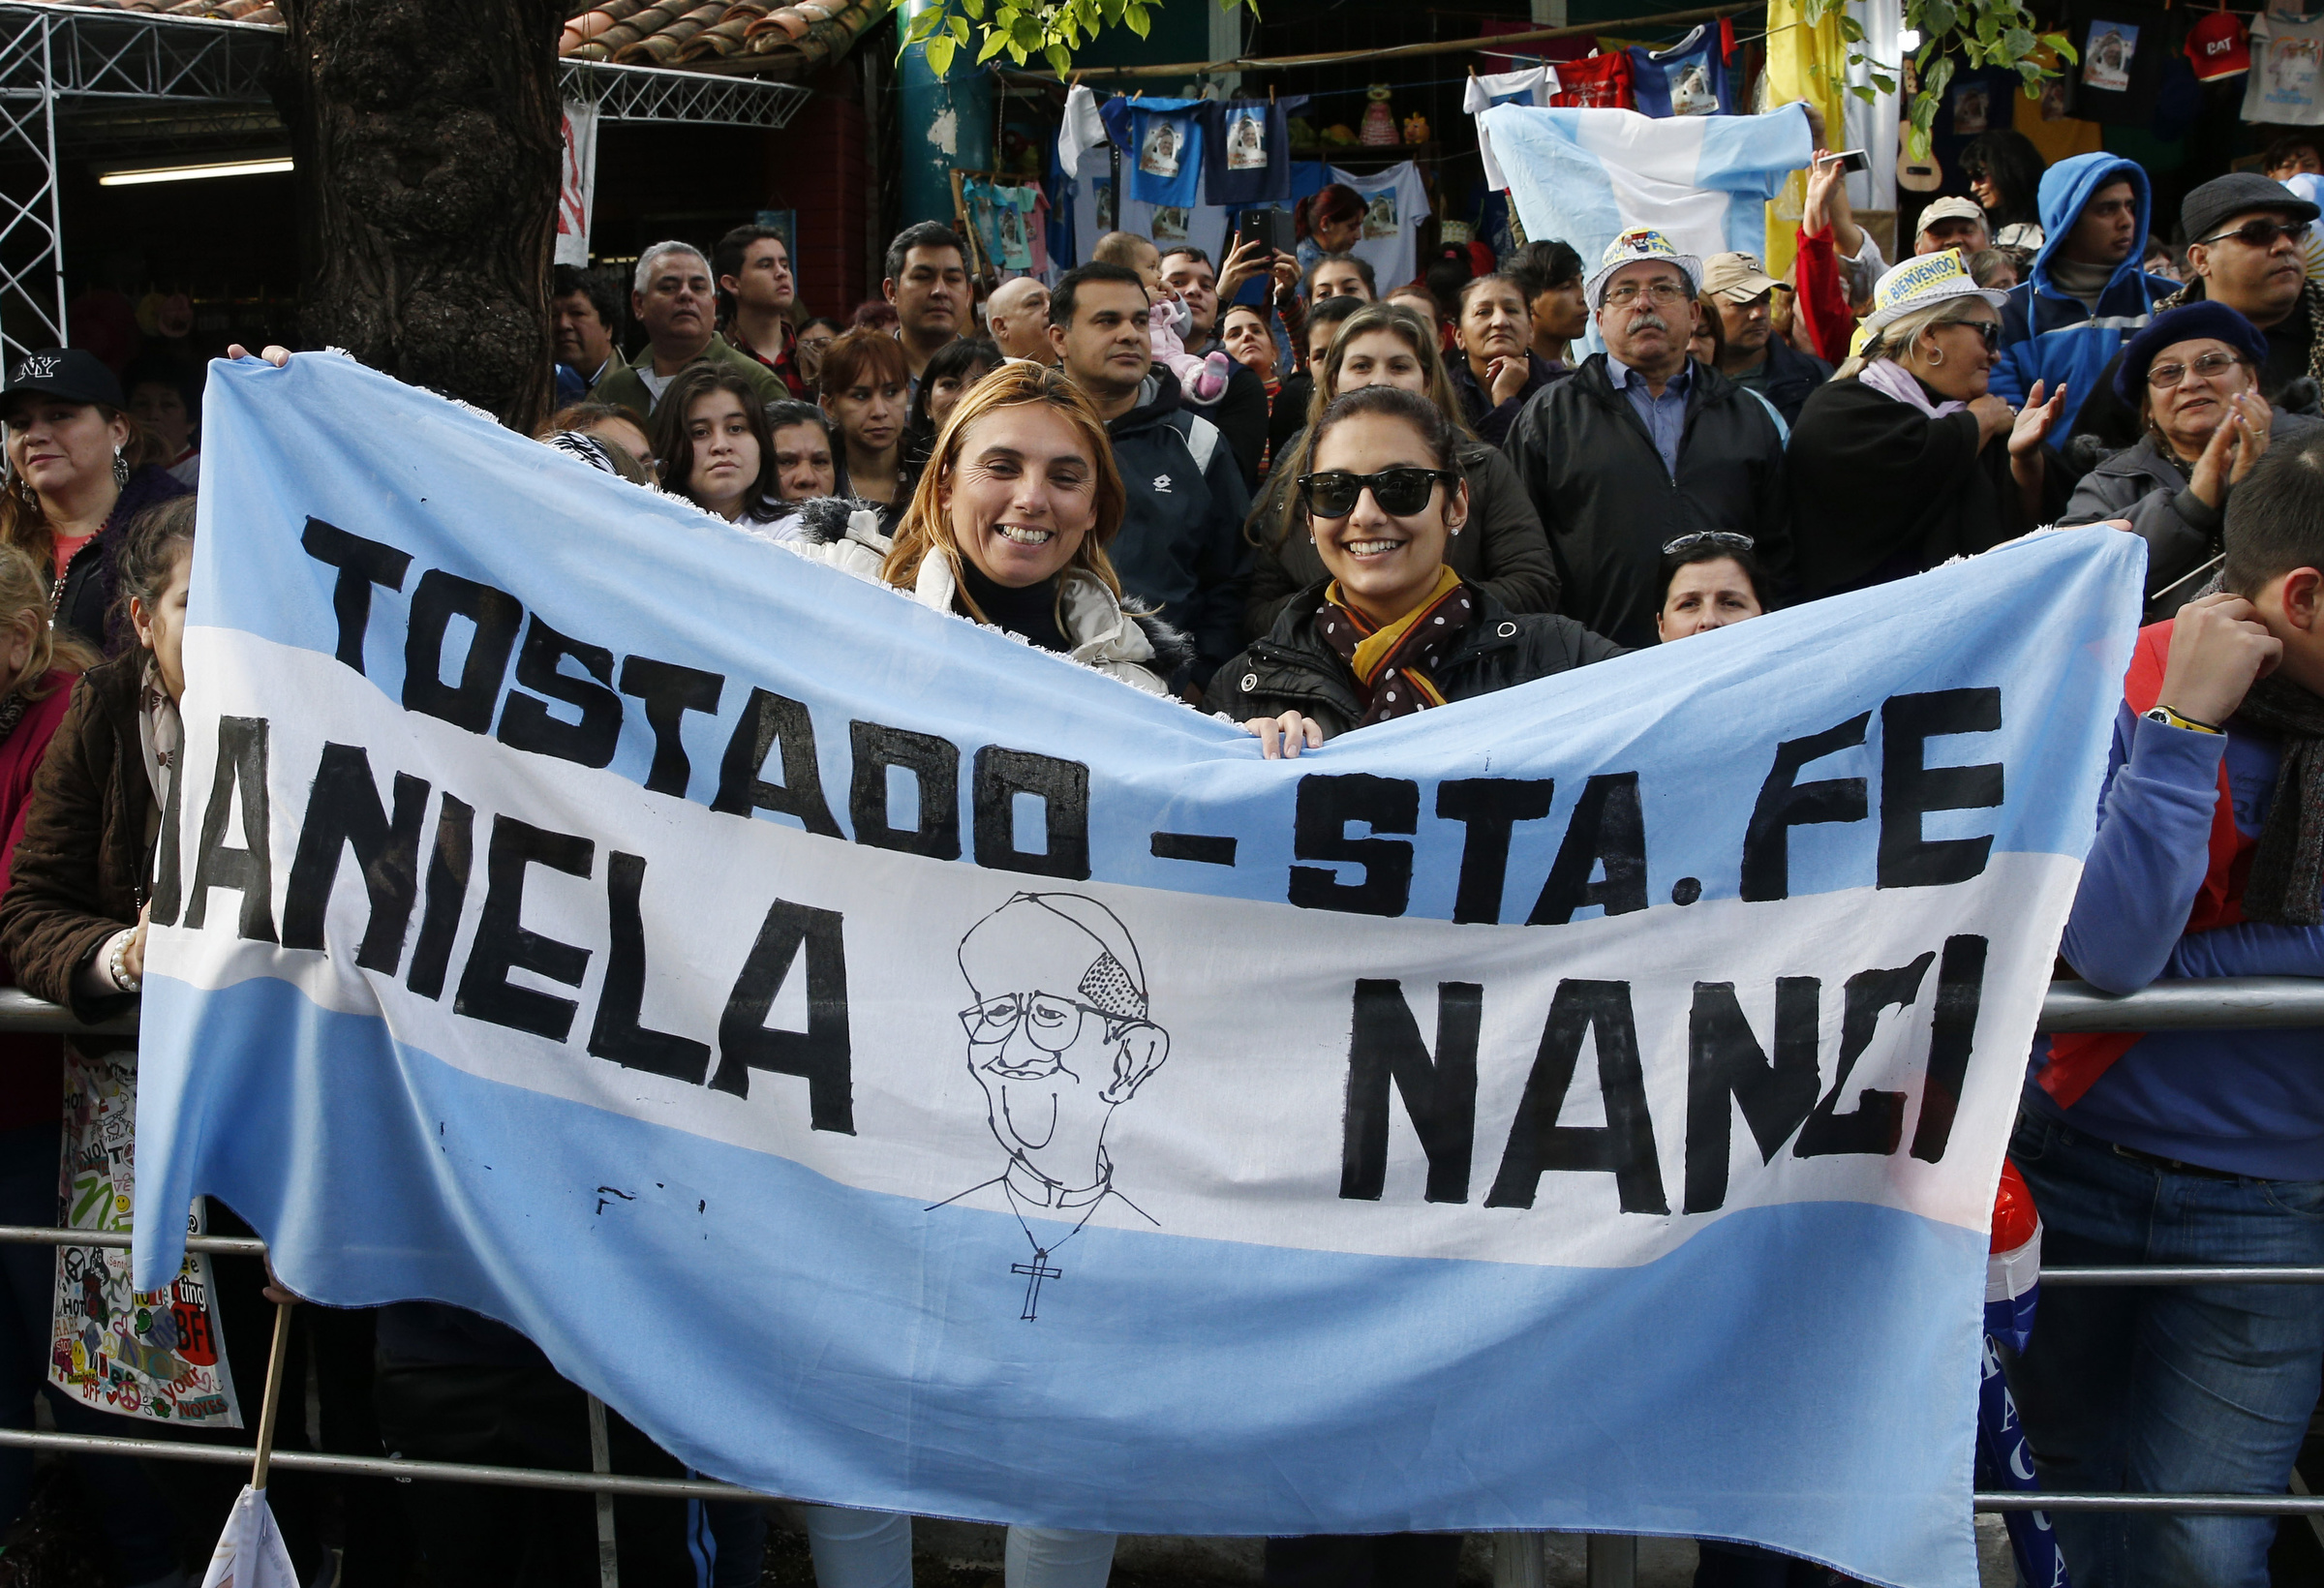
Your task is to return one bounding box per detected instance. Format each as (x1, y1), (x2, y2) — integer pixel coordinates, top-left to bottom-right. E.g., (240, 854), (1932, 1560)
(2198, 217), (2312, 250)
(1662, 530), (1757, 557)
(1298, 467), (1459, 518)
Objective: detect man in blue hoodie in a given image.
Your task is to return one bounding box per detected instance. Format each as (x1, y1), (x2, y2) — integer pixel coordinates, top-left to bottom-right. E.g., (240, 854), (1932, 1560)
(1990, 153), (2179, 433)
(2007, 439), (2324, 1587)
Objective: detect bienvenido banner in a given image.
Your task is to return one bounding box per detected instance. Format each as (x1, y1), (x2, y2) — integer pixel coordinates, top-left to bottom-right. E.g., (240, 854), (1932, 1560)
(132, 353), (2143, 1588)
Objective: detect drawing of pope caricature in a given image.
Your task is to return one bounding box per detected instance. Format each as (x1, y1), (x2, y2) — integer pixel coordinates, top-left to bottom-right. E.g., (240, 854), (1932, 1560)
(932, 893), (1170, 1318)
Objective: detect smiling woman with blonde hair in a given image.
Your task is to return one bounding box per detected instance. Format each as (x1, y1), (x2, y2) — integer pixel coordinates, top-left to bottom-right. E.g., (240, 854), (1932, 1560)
(785, 361), (1188, 693)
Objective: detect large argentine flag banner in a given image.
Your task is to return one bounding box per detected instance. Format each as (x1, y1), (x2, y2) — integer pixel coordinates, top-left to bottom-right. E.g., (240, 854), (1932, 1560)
(138, 354), (2141, 1588)
(1483, 101), (1813, 277)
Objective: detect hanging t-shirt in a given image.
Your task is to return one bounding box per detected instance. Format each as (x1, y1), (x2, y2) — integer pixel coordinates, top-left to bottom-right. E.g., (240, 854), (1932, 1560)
(2066, 1), (2168, 124)
(1057, 83), (1109, 175)
(995, 185), (1035, 270)
(1549, 51), (1633, 108)
(1130, 107), (1202, 207)
(2245, 7), (2324, 125)
(1465, 67), (1557, 190)
(1328, 161), (1428, 292)
(1123, 196), (1232, 264)
(962, 176), (1003, 272)
(1629, 25), (1728, 117)
(2012, 45), (2106, 164)
(1093, 94), (1208, 210)
(1202, 95), (1308, 207)
(1066, 146), (1113, 266)
(1026, 186), (1052, 275)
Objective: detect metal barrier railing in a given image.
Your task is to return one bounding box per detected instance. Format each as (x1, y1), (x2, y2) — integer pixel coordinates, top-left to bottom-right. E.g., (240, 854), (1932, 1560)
(6, 980), (2323, 1578)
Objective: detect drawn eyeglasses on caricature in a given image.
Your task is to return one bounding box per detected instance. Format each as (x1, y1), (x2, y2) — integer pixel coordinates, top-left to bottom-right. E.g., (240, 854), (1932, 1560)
(958, 992), (1120, 1054)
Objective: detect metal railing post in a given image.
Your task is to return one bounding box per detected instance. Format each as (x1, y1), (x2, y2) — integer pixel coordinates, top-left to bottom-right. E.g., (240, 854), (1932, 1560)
(588, 1394), (620, 1588)
(0, 975), (2315, 1544)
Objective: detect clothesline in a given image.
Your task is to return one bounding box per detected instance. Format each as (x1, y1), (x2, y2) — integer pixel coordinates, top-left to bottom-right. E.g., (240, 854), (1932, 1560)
(1060, 1), (1757, 79)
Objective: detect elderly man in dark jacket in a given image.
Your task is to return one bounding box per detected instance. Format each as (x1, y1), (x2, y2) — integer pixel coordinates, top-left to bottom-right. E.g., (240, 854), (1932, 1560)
(1503, 229), (1791, 650)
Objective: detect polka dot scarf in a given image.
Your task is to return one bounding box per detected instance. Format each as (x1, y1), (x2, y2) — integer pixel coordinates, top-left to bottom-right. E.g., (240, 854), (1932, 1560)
(1317, 565), (1476, 727)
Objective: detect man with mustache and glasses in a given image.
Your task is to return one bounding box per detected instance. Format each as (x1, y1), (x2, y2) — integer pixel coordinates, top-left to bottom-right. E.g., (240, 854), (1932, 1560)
(1501, 229), (1790, 650)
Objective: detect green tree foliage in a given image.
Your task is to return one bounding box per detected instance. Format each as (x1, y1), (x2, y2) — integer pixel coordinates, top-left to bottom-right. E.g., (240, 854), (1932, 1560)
(1802, 0), (2077, 155)
(901, 0), (1257, 78)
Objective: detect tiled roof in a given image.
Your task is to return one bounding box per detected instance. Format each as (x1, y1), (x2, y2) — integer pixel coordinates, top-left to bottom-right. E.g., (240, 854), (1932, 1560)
(560, 0), (891, 75)
(28, 0), (892, 78)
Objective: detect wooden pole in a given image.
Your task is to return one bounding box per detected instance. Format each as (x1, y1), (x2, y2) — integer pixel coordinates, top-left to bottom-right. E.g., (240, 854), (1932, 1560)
(247, 1299), (295, 1491)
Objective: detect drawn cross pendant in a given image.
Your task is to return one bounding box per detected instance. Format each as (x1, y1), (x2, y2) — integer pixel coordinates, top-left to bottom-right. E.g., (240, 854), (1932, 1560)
(1013, 1249), (1063, 1321)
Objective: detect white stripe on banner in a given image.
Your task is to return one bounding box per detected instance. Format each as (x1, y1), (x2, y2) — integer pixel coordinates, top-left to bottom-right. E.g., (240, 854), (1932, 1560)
(162, 628), (2080, 1271)
(131, 354), (2146, 1588)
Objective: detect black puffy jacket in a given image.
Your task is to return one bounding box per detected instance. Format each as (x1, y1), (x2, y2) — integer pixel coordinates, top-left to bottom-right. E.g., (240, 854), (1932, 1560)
(1501, 353), (1790, 650)
(1107, 374), (1254, 686)
(1203, 581), (1624, 740)
(1242, 434), (1560, 641)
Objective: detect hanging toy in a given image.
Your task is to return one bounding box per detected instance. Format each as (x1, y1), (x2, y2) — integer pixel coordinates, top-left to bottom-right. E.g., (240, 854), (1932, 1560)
(1361, 83), (1398, 146)
(1401, 110), (1429, 145)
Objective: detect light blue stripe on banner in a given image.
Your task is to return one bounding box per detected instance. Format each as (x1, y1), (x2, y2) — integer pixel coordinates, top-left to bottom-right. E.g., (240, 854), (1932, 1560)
(187, 352), (2143, 929)
(142, 971), (1982, 1586)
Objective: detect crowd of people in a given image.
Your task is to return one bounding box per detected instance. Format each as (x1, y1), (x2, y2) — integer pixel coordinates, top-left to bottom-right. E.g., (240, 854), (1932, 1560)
(0, 105), (2319, 1588)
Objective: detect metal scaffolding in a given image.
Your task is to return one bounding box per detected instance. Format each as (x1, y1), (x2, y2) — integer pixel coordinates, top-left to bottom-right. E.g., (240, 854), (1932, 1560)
(559, 56), (811, 129)
(0, 1), (812, 365)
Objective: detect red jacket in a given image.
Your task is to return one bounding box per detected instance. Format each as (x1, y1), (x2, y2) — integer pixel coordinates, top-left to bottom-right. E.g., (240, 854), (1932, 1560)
(0, 671), (83, 1131)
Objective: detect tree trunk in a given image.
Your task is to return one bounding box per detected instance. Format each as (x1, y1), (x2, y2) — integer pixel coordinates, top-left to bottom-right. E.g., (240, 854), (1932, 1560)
(273, 0), (564, 433)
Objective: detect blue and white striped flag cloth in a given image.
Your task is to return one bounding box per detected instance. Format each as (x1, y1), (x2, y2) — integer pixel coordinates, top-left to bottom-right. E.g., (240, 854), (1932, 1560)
(1481, 101), (1813, 274)
(134, 352), (2145, 1588)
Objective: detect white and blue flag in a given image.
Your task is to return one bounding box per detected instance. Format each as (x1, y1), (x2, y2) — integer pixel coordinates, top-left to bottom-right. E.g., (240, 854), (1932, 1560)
(135, 354), (2142, 1588)
(1483, 101), (1813, 277)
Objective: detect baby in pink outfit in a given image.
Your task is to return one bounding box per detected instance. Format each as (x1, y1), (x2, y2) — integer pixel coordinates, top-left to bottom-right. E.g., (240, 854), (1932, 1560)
(1092, 231), (1232, 406)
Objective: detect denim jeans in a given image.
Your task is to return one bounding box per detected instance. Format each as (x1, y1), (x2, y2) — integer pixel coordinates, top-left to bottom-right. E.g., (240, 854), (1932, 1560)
(795, 1507), (1116, 1588)
(2005, 1108), (2324, 1588)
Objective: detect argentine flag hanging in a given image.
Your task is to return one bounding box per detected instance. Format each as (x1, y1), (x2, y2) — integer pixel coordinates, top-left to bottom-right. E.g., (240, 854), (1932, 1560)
(134, 353), (2144, 1588)
(1483, 100), (1814, 281)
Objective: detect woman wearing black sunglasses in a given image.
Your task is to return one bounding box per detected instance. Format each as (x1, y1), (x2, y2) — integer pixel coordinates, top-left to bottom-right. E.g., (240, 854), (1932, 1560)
(1205, 385), (1618, 759)
(1239, 301), (1559, 643)
(1787, 250), (2071, 601)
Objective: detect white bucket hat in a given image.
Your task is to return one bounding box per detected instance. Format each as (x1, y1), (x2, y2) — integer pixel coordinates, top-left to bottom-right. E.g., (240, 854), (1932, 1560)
(1860, 248), (2007, 340)
(1584, 228), (1704, 310)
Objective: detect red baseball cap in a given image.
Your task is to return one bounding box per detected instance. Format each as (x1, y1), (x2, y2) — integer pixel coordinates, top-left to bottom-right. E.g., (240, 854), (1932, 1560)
(2185, 12), (2249, 81)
